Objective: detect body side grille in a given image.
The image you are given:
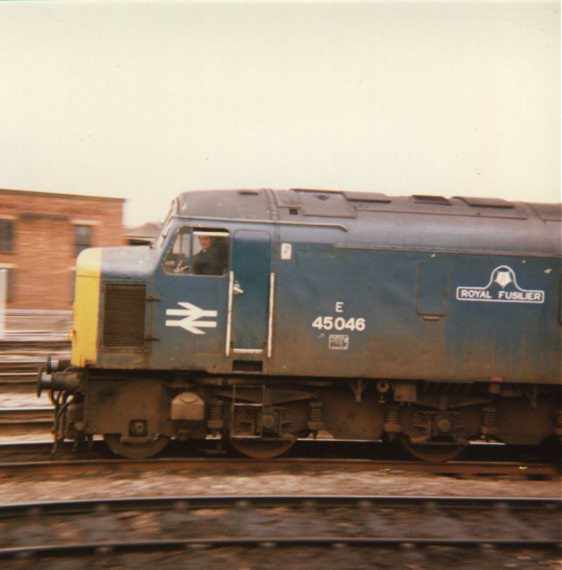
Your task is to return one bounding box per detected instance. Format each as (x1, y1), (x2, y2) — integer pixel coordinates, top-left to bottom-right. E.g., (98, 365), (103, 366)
(102, 283), (146, 348)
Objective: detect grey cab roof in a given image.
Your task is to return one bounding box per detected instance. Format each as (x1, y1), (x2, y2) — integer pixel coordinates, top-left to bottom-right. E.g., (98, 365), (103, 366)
(174, 188), (562, 258)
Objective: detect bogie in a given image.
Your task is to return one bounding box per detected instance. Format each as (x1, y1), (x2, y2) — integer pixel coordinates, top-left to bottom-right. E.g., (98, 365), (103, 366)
(48, 373), (562, 461)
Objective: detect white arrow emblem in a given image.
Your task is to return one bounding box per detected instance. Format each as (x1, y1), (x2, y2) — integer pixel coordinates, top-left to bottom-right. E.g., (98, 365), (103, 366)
(165, 302), (218, 335)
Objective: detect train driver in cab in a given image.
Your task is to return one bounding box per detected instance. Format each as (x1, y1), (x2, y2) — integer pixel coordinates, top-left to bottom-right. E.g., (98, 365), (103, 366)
(192, 235), (228, 276)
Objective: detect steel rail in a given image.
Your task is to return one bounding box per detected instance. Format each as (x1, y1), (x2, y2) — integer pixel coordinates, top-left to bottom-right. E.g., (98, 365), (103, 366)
(0, 406), (53, 424)
(0, 360), (45, 367)
(0, 340), (70, 348)
(0, 371), (37, 378)
(1, 537), (560, 560)
(0, 361), (43, 390)
(0, 457), (557, 478)
(0, 495), (560, 560)
(0, 407), (53, 436)
(1, 494), (560, 517)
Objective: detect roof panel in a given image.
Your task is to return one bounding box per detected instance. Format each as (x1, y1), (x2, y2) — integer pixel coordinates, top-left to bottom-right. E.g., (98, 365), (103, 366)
(273, 190), (302, 208)
(177, 190), (272, 220)
(531, 203), (562, 222)
(455, 196), (514, 209)
(297, 190), (356, 219)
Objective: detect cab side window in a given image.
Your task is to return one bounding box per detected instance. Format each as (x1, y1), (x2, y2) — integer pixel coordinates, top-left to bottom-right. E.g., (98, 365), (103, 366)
(163, 228), (229, 276)
(163, 228), (192, 274)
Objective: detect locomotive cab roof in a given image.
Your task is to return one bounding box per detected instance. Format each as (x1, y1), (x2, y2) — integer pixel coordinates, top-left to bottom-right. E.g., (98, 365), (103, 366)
(166, 188), (561, 258)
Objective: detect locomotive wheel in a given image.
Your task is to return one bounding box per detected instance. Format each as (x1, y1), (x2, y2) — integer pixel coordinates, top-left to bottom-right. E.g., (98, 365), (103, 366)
(538, 435), (562, 464)
(400, 437), (465, 463)
(229, 437), (296, 460)
(104, 434), (169, 459)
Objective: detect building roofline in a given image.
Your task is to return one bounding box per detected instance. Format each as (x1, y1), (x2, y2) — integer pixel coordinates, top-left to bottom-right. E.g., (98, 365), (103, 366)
(0, 188), (125, 203)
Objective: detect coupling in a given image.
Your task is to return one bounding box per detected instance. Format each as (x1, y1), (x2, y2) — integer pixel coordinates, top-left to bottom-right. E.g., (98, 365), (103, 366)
(37, 368), (80, 396)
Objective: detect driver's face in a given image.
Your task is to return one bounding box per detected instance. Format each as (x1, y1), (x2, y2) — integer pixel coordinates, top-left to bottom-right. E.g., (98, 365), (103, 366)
(198, 236), (212, 250)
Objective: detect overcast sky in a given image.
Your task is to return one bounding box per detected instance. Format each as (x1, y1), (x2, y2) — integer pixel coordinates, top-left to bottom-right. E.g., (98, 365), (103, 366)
(0, 1), (560, 226)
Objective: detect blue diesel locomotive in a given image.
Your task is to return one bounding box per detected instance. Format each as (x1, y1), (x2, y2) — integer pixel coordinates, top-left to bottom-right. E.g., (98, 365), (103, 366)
(39, 189), (562, 460)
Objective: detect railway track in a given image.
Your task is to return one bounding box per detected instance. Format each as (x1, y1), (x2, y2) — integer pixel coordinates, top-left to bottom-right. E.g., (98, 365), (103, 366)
(0, 440), (558, 479)
(0, 364), (39, 389)
(0, 356), (67, 390)
(0, 495), (560, 563)
(0, 339), (70, 353)
(0, 371), (37, 388)
(0, 361), (42, 370)
(0, 406), (53, 423)
(0, 406), (53, 436)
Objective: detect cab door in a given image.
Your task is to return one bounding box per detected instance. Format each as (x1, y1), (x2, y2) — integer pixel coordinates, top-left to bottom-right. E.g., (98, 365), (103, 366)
(229, 230), (272, 356)
(153, 227), (230, 369)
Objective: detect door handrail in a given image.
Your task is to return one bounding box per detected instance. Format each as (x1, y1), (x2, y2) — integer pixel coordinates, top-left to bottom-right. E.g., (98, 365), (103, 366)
(267, 272), (276, 358)
(225, 270), (234, 357)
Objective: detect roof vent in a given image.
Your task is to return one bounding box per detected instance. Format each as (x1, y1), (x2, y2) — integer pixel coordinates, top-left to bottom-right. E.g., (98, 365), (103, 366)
(412, 195), (450, 206)
(343, 192), (391, 204)
(292, 188), (341, 194)
(238, 190), (259, 196)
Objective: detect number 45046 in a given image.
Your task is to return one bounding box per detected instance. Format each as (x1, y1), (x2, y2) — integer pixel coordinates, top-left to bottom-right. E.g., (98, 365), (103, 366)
(312, 316), (366, 332)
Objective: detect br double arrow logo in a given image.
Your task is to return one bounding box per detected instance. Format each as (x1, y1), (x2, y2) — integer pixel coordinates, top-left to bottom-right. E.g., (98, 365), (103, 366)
(165, 302), (218, 335)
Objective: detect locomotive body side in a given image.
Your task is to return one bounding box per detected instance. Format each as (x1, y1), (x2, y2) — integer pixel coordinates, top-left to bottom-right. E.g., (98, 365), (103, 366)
(44, 189), (561, 459)
(272, 238), (561, 384)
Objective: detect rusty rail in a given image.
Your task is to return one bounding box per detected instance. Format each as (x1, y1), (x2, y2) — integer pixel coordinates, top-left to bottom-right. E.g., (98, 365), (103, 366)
(0, 495), (560, 561)
(0, 407), (53, 437)
(0, 406), (53, 424)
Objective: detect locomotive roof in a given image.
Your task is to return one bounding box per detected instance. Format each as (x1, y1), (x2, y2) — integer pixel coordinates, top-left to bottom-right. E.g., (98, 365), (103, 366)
(174, 189), (562, 258)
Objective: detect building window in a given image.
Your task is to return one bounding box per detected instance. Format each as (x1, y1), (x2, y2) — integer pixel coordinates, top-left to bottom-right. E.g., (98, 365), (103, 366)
(0, 220), (14, 252)
(74, 225), (92, 257)
(0, 268), (15, 304)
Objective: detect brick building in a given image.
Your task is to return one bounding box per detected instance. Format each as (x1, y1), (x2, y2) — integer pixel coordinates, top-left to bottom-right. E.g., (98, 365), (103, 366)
(0, 188), (125, 310)
(126, 222), (161, 246)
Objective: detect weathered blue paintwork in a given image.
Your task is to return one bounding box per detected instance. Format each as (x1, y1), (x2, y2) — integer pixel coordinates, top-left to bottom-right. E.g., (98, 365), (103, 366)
(231, 230), (272, 351)
(93, 189), (561, 386)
